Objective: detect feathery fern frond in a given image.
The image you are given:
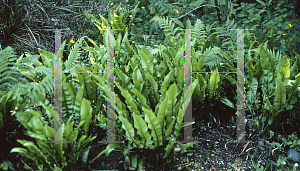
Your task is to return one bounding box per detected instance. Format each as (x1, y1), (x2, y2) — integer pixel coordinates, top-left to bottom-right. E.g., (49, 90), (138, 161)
(192, 19), (208, 52)
(213, 18), (238, 52)
(12, 49), (55, 105)
(202, 46), (227, 71)
(151, 16), (184, 48)
(64, 36), (87, 71)
(0, 47), (30, 91)
(192, 19), (207, 38)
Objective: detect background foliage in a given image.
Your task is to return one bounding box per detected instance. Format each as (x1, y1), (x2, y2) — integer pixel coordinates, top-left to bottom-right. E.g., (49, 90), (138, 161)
(0, 0), (300, 170)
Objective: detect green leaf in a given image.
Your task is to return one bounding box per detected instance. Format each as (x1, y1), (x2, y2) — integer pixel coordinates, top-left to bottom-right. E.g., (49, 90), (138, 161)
(24, 131), (47, 141)
(209, 69), (220, 97)
(116, 84), (140, 116)
(138, 46), (154, 75)
(165, 83), (178, 127)
(256, 0), (266, 6)
(165, 117), (176, 138)
(132, 66), (144, 93)
(180, 142), (194, 151)
(163, 139), (176, 159)
(119, 115), (141, 147)
(81, 145), (92, 164)
(132, 87), (150, 110)
(132, 114), (153, 148)
(276, 57), (290, 86)
(142, 107), (163, 148)
(10, 147), (30, 156)
(220, 97), (235, 108)
(275, 78), (286, 108)
(160, 69), (173, 98)
(267, 0), (273, 6)
(105, 143), (122, 157)
(172, 18), (184, 27)
(285, 35), (296, 49)
(80, 98), (93, 135)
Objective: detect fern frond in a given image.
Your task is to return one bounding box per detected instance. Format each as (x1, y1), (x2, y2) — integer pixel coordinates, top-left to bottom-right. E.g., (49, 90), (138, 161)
(13, 50), (54, 104)
(0, 47), (31, 91)
(151, 16), (184, 48)
(214, 18), (238, 51)
(192, 19), (208, 52)
(203, 46), (226, 71)
(64, 36), (86, 71)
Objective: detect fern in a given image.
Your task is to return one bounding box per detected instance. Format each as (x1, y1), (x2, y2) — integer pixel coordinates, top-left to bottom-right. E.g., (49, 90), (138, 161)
(0, 46), (31, 91)
(64, 36), (86, 71)
(213, 18), (238, 52)
(149, 0), (174, 16)
(150, 16), (184, 48)
(202, 46), (227, 71)
(13, 51), (54, 105)
(191, 19), (208, 52)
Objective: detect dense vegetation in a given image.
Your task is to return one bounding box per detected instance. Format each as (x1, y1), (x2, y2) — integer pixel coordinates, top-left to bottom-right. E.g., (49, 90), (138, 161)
(1, 0), (300, 170)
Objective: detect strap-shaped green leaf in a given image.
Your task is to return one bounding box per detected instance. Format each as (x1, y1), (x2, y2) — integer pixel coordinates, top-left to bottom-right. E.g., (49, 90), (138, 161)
(174, 79), (198, 137)
(80, 135), (97, 150)
(78, 73), (93, 100)
(165, 83), (178, 127)
(209, 69), (220, 97)
(132, 87), (150, 110)
(116, 65), (131, 88)
(13, 140), (53, 170)
(119, 115), (140, 147)
(38, 48), (54, 74)
(275, 78), (286, 108)
(245, 77), (258, 110)
(132, 66), (145, 93)
(180, 142), (194, 152)
(261, 89), (274, 113)
(193, 53), (206, 72)
(287, 73), (300, 101)
(10, 147), (30, 156)
(276, 57), (290, 86)
(124, 33), (137, 56)
(105, 143), (122, 157)
(41, 104), (54, 126)
(160, 69), (173, 98)
(116, 83), (140, 116)
(45, 125), (54, 140)
(174, 46), (184, 68)
(285, 35), (296, 49)
(132, 113), (153, 149)
(115, 95), (130, 118)
(163, 139), (176, 159)
(53, 122), (65, 160)
(80, 98), (93, 135)
(156, 61), (168, 78)
(157, 96), (168, 131)
(165, 117), (176, 138)
(92, 74), (107, 93)
(70, 121), (86, 142)
(62, 74), (73, 119)
(73, 85), (84, 126)
(220, 97), (235, 109)
(128, 2), (140, 34)
(36, 140), (59, 165)
(143, 106), (163, 148)
(176, 67), (184, 90)
(82, 10), (102, 26)
(138, 46), (154, 75)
